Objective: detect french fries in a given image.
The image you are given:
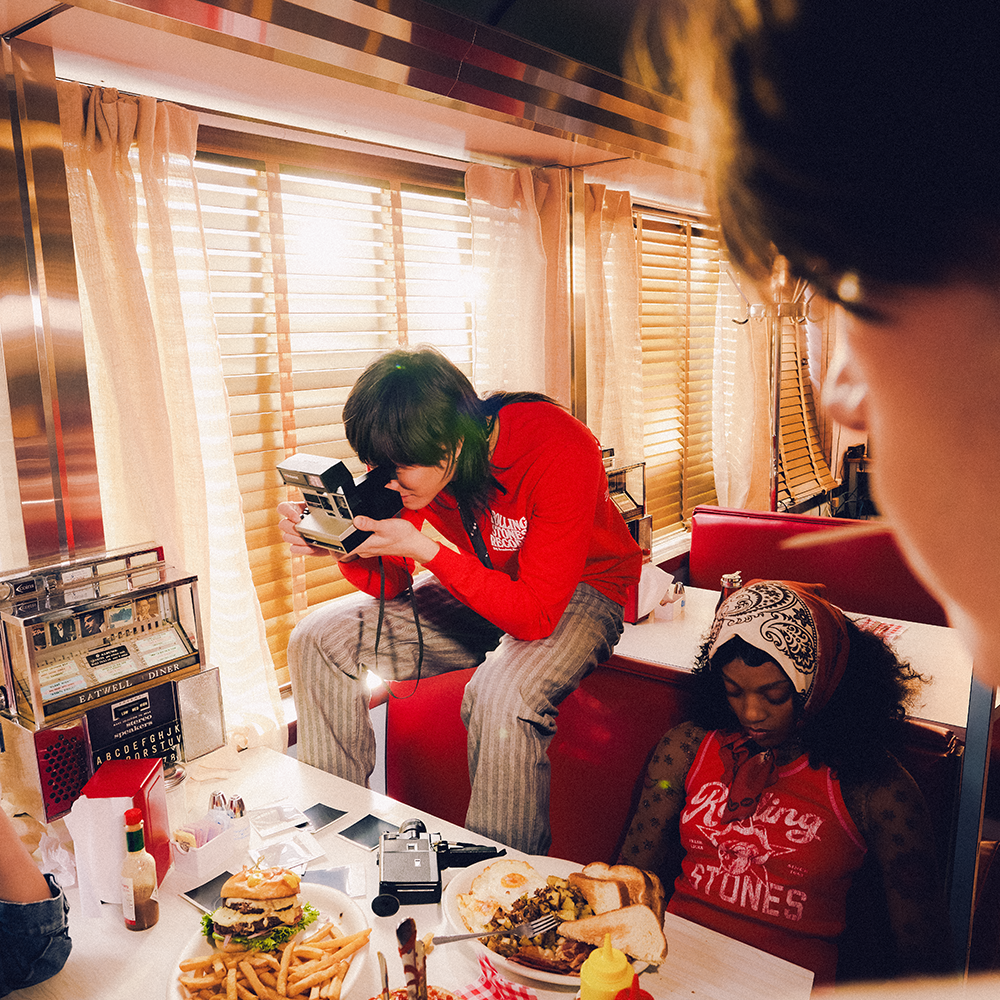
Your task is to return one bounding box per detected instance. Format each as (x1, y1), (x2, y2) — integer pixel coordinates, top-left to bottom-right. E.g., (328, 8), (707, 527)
(178, 923), (371, 1000)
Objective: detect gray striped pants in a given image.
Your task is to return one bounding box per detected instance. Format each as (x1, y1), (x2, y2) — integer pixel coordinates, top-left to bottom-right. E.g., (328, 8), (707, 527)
(287, 578), (624, 854)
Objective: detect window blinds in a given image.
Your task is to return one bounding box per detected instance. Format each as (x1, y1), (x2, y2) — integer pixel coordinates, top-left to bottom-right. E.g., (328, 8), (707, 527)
(634, 211), (720, 535)
(635, 209), (834, 528)
(193, 135), (471, 684)
(193, 129), (833, 684)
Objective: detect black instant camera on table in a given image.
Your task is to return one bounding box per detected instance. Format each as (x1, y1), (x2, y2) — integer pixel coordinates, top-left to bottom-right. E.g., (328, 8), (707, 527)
(276, 454), (403, 556)
(377, 819), (506, 905)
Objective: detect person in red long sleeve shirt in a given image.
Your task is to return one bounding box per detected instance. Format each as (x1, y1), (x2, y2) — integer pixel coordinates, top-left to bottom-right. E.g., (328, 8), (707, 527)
(278, 347), (641, 853)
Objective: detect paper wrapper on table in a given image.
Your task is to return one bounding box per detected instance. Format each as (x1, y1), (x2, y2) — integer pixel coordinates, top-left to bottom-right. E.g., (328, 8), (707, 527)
(65, 793), (132, 919)
(64, 758), (171, 919)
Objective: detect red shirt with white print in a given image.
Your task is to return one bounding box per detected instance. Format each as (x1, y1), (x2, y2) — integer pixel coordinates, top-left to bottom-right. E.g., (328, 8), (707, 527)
(339, 401), (641, 640)
(668, 730), (867, 984)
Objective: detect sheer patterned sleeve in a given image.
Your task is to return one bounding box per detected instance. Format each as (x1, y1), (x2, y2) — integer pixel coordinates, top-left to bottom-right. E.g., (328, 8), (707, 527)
(844, 757), (952, 977)
(616, 722), (707, 887)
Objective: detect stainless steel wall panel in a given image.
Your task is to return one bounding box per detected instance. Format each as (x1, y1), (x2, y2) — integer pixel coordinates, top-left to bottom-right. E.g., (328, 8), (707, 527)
(1, 37), (61, 559)
(1, 37), (102, 561)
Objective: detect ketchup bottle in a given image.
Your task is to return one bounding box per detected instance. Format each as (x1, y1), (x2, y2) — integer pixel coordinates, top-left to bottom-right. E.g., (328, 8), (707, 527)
(614, 972), (655, 1000)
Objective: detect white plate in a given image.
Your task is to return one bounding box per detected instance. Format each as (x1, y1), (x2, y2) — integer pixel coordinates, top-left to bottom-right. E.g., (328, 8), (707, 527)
(169, 883), (369, 998)
(443, 855), (648, 987)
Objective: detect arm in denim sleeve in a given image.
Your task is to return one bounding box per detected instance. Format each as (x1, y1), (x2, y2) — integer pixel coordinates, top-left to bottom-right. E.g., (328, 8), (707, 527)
(0, 874), (72, 996)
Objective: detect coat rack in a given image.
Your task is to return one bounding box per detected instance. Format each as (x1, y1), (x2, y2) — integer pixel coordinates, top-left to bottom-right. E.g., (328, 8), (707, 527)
(749, 297), (807, 511)
(727, 266), (808, 512)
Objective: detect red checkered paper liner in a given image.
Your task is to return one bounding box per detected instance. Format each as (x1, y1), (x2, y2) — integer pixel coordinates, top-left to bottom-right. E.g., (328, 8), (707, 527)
(456, 956), (539, 1000)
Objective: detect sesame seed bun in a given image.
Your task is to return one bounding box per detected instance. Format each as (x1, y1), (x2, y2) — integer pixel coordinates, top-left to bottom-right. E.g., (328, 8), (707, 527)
(222, 865), (302, 901)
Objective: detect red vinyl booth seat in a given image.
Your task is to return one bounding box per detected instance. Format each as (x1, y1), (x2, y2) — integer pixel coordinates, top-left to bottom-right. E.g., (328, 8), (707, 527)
(372, 504), (960, 867)
(688, 505), (948, 626)
(383, 658), (695, 864)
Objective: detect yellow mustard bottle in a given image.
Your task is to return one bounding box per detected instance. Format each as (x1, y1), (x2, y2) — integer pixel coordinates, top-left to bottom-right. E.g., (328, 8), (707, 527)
(579, 933), (634, 1000)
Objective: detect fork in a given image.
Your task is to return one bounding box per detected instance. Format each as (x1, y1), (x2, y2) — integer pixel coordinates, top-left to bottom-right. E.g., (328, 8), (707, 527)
(432, 912), (562, 945)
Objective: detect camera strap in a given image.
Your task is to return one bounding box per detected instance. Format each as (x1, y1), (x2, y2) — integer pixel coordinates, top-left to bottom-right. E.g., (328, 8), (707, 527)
(458, 502), (493, 570)
(373, 557), (424, 699)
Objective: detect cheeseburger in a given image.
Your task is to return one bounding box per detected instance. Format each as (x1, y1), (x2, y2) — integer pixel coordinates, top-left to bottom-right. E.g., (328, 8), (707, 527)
(203, 865), (318, 951)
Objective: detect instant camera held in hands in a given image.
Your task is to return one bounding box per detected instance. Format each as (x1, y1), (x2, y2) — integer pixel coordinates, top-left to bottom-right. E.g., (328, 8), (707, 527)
(277, 454), (403, 556)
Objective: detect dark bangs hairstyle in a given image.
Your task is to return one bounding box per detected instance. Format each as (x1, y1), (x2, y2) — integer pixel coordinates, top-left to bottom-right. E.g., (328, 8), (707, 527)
(687, 619), (923, 782)
(626, 0), (1000, 304)
(342, 347), (556, 512)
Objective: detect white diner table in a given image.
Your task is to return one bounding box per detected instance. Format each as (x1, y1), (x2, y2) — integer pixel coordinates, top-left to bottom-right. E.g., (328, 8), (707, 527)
(10, 745), (815, 1000)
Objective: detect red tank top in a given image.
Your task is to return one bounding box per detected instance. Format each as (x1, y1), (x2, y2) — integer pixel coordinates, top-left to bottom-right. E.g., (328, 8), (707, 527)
(668, 730), (867, 984)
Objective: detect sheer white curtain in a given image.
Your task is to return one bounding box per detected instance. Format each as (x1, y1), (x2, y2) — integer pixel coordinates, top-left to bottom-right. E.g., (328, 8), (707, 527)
(465, 165), (642, 459)
(712, 273), (772, 509)
(465, 164), (570, 399)
(56, 84), (283, 750)
(584, 185), (644, 465)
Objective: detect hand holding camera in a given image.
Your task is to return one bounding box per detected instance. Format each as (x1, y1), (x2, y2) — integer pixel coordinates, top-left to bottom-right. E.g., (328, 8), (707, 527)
(277, 501), (337, 559)
(276, 455), (404, 557)
(276, 455), (442, 565)
(349, 516), (441, 565)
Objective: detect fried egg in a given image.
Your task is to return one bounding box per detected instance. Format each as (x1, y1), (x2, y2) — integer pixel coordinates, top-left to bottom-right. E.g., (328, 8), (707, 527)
(456, 859), (549, 933)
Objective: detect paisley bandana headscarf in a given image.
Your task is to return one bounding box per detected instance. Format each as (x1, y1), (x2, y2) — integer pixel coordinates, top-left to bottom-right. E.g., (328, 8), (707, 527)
(708, 580), (851, 822)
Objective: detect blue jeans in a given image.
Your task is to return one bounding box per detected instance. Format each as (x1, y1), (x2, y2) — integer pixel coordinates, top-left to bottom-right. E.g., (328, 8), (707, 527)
(0, 874), (71, 996)
(288, 580), (624, 854)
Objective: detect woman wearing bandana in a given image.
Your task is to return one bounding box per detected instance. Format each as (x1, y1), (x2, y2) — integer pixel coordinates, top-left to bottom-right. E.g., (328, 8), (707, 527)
(618, 580), (948, 984)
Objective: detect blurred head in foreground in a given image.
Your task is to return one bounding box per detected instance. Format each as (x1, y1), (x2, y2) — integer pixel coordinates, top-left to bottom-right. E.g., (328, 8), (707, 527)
(628, 0), (1000, 684)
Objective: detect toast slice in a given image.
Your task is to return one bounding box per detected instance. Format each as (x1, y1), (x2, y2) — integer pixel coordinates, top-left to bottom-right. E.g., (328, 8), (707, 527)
(582, 863), (664, 921)
(640, 870), (666, 923)
(567, 872), (630, 914)
(560, 904), (668, 964)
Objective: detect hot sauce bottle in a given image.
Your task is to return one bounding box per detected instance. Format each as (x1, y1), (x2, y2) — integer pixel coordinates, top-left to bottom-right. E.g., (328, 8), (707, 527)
(716, 571), (743, 612)
(121, 807), (159, 930)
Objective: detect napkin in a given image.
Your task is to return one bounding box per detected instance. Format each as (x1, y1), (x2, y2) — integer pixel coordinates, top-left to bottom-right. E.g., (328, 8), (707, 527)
(636, 563), (674, 620)
(64, 793), (132, 917)
(458, 957), (538, 1000)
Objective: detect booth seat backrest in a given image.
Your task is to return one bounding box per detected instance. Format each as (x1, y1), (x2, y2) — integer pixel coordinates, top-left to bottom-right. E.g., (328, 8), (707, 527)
(688, 505), (948, 626)
(382, 659), (964, 874)
(383, 659), (696, 865)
